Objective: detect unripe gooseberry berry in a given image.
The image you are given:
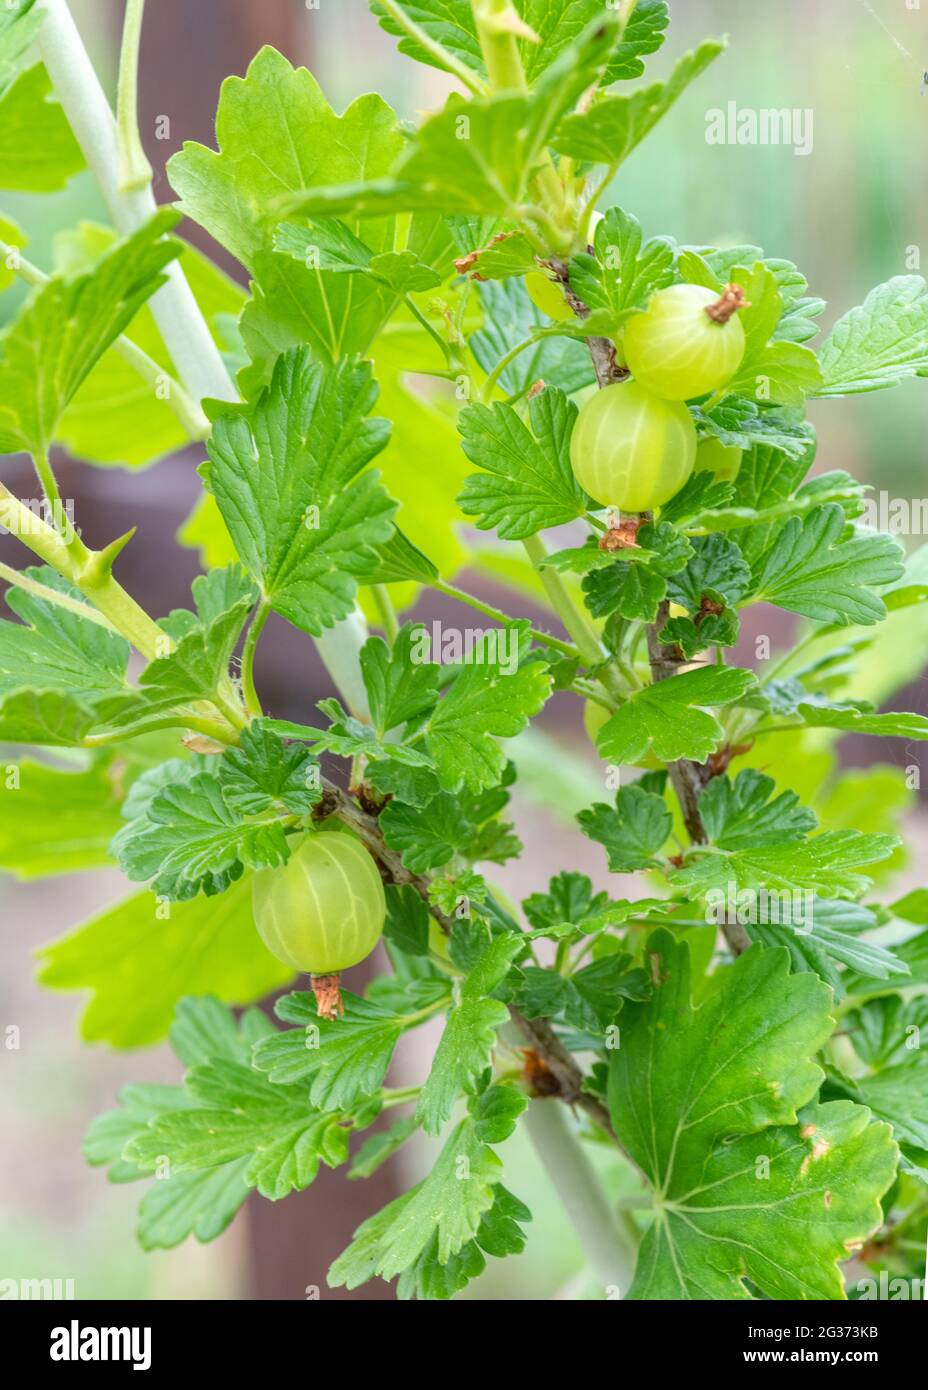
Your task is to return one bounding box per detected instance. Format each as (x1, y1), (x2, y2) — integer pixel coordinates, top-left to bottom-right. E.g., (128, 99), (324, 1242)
(695, 436), (743, 483)
(624, 283), (747, 401)
(525, 270), (574, 321)
(570, 380), (697, 512)
(252, 830), (386, 979)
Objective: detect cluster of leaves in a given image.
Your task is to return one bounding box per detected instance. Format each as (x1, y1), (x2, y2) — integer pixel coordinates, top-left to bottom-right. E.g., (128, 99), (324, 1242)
(1, 0), (927, 1302)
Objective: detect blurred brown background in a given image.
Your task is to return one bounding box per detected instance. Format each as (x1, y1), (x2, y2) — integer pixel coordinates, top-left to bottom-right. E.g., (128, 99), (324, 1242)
(0, 0), (926, 1300)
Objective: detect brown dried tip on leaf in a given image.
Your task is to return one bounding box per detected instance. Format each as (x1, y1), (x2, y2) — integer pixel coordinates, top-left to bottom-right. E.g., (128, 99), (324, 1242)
(453, 250), (479, 276)
(311, 973), (343, 1021)
(599, 513), (641, 552)
(705, 282), (751, 324)
(521, 1048), (561, 1098)
(698, 594), (726, 618)
(453, 231), (514, 279)
(526, 379), (547, 401)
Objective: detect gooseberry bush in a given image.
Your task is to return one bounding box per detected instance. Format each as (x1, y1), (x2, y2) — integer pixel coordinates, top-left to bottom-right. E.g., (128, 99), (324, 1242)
(3, 0), (928, 1301)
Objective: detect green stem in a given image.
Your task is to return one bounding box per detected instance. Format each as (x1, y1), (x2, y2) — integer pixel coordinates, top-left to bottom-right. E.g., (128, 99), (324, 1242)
(577, 166), (618, 247)
(84, 712), (237, 748)
(431, 577), (579, 658)
(480, 336), (538, 402)
(472, 0), (568, 235)
(400, 997), (453, 1028)
(241, 599), (270, 717)
(471, 0), (528, 91)
(370, 584), (399, 646)
(115, 0), (152, 191)
(210, 687), (249, 733)
(37, 0), (234, 406)
(31, 448), (69, 539)
(403, 293), (453, 363)
(521, 1097), (638, 1296)
(379, 0), (486, 95)
(739, 720), (800, 740)
(761, 624), (821, 686)
(0, 483), (165, 662)
(379, 1085), (423, 1109)
(570, 678), (613, 710)
(522, 533), (615, 679)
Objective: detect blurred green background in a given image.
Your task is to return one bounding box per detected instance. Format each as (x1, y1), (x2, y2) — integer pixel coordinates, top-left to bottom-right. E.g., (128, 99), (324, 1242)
(1, 0), (926, 1301)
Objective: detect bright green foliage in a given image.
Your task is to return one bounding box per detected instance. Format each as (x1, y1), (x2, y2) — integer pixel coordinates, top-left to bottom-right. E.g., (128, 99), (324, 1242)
(203, 349), (396, 637)
(568, 207), (675, 331)
(112, 771), (289, 899)
(816, 276), (928, 396)
(0, 756), (124, 877)
(578, 784), (672, 873)
(719, 261), (824, 405)
(168, 45), (419, 376)
(417, 933), (523, 1134)
(0, 0), (82, 191)
(609, 934), (897, 1299)
(595, 665), (758, 765)
(749, 504), (904, 625)
(370, 0), (669, 84)
(425, 655), (552, 792)
(673, 828), (899, 900)
(360, 623), (442, 734)
(84, 998), (270, 1249)
(329, 1084), (528, 1298)
(458, 387), (587, 539)
(279, 17), (621, 222)
(0, 567), (129, 699)
(697, 770), (816, 850)
(124, 1006), (349, 1201)
(252, 989), (439, 1109)
(219, 721), (321, 816)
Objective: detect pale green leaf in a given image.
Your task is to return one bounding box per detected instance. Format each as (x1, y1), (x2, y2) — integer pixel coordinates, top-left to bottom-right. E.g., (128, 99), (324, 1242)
(36, 878), (293, 1047)
(0, 210), (180, 456)
(551, 41), (724, 167)
(815, 276), (928, 396)
(0, 64), (83, 192)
